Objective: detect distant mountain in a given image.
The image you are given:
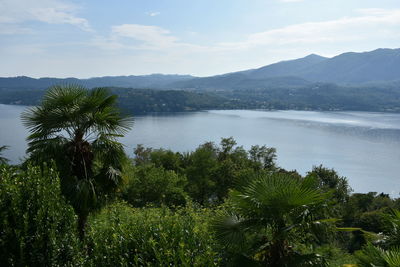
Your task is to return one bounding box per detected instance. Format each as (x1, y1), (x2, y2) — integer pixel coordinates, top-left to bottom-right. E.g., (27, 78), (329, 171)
(1, 48), (399, 91)
(0, 74), (194, 90)
(171, 48), (400, 89)
(170, 74), (311, 90)
(298, 48), (400, 83)
(245, 54), (327, 79)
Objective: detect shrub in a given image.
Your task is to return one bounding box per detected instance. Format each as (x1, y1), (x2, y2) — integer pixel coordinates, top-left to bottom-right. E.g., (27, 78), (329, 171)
(122, 163), (187, 207)
(86, 202), (222, 266)
(0, 164), (81, 266)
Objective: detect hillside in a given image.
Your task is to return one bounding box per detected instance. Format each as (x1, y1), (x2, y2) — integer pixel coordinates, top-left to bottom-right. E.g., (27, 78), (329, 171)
(171, 48), (400, 89)
(1, 48), (400, 91)
(0, 74), (193, 90)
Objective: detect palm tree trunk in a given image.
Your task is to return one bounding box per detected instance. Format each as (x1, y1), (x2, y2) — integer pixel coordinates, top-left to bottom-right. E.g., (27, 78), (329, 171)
(78, 212), (88, 240)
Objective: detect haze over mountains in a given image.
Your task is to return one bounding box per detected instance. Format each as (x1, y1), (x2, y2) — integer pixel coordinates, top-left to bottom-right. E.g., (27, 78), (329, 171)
(1, 48), (400, 91)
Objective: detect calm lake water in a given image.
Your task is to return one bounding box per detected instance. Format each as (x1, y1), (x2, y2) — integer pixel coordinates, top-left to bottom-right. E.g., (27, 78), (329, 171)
(1, 104), (399, 195)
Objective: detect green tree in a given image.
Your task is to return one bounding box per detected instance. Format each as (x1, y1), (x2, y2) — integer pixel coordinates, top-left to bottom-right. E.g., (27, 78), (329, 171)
(121, 163), (187, 207)
(212, 173), (331, 266)
(184, 142), (219, 204)
(306, 165), (351, 205)
(21, 85), (133, 238)
(248, 145), (277, 170)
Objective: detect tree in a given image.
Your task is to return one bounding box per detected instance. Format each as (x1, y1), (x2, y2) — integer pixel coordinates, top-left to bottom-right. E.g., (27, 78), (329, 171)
(0, 145), (9, 164)
(306, 165), (351, 205)
(212, 173), (331, 266)
(248, 145), (277, 170)
(21, 85), (133, 238)
(121, 163), (187, 207)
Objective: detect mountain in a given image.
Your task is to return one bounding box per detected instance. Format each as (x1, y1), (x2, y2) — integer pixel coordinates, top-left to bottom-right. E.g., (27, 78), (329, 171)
(297, 48), (400, 83)
(171, 48), (400, 89)
(170, 74), (311, 90)
(1, 48), (399, 91)
(0, 74), (194, 90)
(245, 54), (328, 79)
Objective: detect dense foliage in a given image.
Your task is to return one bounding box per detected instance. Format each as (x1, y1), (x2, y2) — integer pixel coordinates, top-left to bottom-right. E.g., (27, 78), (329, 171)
(86, 202), (222, 266)
(3, 137), (400, 266)
(0, 164), (81, 266)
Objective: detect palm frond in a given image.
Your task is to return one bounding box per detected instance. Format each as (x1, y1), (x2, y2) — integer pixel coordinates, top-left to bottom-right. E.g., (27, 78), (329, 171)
(355, 243), (387, 267)
(233, 173), (325, 220)
(211, 212), (252, 250)
(0, 145), (9, 164)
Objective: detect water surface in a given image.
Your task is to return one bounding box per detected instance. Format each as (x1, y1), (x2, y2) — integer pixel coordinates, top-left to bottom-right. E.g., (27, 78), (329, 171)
(1, 104), (399, 195)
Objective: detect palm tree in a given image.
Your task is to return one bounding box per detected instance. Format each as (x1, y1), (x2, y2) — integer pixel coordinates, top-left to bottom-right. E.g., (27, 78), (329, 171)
(356, 210), (400, 266)
(212, 173), (331, 266)
(0, 145), (9, 164)
(22, 85), (133, 238)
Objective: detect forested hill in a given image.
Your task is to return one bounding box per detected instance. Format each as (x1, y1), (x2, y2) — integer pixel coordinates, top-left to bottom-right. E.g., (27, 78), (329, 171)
(0, 74), (193, 90)
(0, 87), (228, 114)
(2, 84), (400, 113)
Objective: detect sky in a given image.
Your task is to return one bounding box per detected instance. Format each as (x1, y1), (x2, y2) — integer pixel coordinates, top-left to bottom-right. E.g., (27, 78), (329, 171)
(1, 0), (400, 78)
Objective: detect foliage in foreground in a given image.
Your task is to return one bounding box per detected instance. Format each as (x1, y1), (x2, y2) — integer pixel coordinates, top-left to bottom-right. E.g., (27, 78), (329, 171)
(0, 164), (81, 266)
(212, 172), (332, 266)
(86, 202), (222, 266)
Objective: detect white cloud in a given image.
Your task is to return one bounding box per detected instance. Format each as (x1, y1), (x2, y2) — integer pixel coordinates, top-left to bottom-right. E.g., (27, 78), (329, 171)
(112, 24), (177, 48)
(218, 9), (400, 50)
(146, 11), (161, 17)
(96, 8), (400, 54)
(111, 24), (177, 49)
(104, 24), (209, 53)
(0, 0), (92, 34)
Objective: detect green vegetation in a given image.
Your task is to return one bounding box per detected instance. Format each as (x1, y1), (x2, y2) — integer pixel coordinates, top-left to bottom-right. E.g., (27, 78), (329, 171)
(212, 173), (331, 266)
(21, 85), (133, 238)
(1, 85), (399, 266)
(0, 164), (81, 266)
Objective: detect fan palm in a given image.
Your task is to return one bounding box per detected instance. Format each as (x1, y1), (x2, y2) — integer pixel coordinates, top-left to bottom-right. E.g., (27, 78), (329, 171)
(21, 85), (133, 238)
(356, 209), (400, 266)
(356, 243), (400, 267)
(0, 145), (9, 164)
(212, 173), (331, 266)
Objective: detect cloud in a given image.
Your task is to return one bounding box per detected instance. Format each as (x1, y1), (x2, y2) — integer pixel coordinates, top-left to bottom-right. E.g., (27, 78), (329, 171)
(0, 0), (92, 34)
(111, 24), (178, 49)
(146, 11), (161, 17)
(218, 9), (400, 50)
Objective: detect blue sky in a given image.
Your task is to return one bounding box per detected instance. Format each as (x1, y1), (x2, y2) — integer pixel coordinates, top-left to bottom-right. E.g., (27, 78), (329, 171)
(1, 0), (400, 78)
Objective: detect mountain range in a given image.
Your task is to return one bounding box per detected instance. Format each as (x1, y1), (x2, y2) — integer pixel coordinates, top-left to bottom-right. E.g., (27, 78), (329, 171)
(1, 48), (400, 91)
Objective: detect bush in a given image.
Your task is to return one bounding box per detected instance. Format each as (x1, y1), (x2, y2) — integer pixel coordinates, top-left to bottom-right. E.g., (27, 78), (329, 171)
(122, 163), (187, 207)
(86, 202), (222, 266)
(0, 164), (81, 266)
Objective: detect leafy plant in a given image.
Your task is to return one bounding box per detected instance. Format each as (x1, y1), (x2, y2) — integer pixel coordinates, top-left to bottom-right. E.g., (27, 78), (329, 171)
(85, 202), (222, 266)
(0, 164), (81, 266)
(212, 173), (332, 266)
(21, 84), (133, 238)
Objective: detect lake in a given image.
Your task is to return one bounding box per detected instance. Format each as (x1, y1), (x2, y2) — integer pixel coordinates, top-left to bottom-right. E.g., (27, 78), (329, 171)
(1, 104), (399, 195)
